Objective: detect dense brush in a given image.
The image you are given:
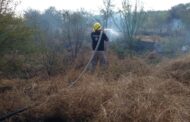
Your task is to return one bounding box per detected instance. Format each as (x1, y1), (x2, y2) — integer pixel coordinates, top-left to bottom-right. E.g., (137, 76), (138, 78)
(1, 55), (190, 122)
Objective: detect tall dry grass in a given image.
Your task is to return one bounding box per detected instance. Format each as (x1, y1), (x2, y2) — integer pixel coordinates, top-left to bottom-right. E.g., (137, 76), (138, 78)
(0, 54), (190, 122)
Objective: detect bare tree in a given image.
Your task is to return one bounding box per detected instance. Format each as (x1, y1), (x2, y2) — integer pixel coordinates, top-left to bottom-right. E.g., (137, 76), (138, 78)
(101, 0), (114, 28)
(118, 0), (146, 55)
(62, 10), (88, 59)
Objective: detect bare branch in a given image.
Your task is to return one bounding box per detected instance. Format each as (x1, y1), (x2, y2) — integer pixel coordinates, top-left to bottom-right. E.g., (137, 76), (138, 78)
(101, 0), (114, 28)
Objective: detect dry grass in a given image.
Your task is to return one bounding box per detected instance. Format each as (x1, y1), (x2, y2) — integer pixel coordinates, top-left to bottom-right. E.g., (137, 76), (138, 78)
(156, 55), (190, 85)
(0, 55), (190, 122)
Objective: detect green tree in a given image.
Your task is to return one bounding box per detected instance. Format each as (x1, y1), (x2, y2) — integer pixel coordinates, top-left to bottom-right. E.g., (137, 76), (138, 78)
(0, 0), (38, 77)
(0, 15), (35, 55)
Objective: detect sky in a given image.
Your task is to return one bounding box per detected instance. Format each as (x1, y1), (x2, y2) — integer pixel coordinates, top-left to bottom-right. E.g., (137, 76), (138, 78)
(16, 0), (190, 14)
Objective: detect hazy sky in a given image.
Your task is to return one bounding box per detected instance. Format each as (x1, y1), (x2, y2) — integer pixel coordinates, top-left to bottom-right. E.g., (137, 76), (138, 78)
(17, 0), (190, 13)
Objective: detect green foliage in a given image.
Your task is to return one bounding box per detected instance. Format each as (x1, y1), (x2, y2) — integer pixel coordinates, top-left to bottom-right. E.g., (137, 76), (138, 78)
(0, 13), (41, 78)
(0, 14), (36, 55)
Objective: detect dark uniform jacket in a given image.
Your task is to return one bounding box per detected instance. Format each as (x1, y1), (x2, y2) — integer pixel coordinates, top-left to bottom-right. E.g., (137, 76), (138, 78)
(91, 30), (109, 51)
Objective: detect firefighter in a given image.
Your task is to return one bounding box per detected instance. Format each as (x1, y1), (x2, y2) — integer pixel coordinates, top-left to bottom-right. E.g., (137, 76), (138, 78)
(90, 22), (109, 72)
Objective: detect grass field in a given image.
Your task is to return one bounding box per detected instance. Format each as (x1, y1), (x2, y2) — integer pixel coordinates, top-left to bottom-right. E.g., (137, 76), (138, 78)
(0, 54), (190, 122)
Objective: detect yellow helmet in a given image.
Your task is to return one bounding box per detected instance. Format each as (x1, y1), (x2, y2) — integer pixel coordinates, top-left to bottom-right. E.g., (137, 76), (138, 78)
(93, 22), (102, 31)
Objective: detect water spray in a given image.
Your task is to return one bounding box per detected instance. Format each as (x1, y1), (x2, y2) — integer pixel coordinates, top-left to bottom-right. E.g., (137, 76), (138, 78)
(104, 28), (120, 37)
